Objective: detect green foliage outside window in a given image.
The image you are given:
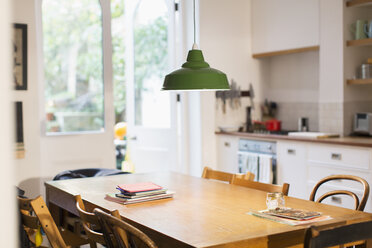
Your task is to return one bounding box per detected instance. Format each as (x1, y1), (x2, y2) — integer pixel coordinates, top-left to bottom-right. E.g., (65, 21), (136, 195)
(43, 0), (169, 130)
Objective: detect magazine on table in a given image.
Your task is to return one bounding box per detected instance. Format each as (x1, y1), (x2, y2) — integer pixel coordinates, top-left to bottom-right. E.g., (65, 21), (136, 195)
(248, 207), (332, 226)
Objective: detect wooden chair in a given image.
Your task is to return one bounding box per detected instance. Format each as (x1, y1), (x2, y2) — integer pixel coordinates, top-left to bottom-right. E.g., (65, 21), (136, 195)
(94, 208), (158, 248)
(75, 195), (129, 248)
(202, 166), (255, 184)
(309, 174), (370, 211)
(230, 175), (290, 196)
(18, 195), (70, 248)
(235, 171), (255, 181)
(304, 220), (372, 248)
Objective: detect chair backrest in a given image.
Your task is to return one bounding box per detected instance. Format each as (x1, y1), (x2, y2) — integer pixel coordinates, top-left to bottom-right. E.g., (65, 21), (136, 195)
(234, 172), (255, 181)
(94, 208), (158, 248)
(75, 195), (106, 246)
(230, 176), (290, 196)
(202, 166), (255, 184)
(18, 195), (69, 248)
(75, 195), (129, 248)
(304, 220), (372, 248)
(309, 174), (370, 211)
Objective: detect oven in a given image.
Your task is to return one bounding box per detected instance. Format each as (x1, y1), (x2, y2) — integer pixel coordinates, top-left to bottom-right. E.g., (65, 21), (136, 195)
(238, 139), (277, 184)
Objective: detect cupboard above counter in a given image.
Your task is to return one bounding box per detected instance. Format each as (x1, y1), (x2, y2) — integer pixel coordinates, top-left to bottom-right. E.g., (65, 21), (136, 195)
(251, 0), (319, 56)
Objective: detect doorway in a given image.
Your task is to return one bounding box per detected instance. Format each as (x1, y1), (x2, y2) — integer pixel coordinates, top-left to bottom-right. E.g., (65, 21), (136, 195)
(113, 0), (180, 173)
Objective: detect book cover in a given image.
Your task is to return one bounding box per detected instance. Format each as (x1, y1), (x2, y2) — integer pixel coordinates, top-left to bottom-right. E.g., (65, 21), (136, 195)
(116, 188), (168, 199)
(105, 191), (174, 205)
(117, 182), (163, 194)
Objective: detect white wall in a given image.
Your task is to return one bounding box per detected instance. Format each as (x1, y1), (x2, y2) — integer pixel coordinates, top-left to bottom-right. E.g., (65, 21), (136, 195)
(13, 0), (43, 198)
(199, 0), (253, 169)
(0, 0), (17, 246)
(263, 51), (320, 131)
(13, 0), (116, 198)
(265, 52), (319, 103)
(318, 0), (344, 134)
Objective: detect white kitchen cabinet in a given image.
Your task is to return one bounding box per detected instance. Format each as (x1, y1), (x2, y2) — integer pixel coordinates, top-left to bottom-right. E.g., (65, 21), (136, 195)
(251, 0), (319, 55)
(306, 143), (372, 212)
(216, 135), (239, 173)
(277, 141), (308, 200)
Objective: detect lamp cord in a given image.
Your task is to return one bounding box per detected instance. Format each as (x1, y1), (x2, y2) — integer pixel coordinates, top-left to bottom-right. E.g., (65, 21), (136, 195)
(193, 0), (196, 45)
(192, 0), (198, 49)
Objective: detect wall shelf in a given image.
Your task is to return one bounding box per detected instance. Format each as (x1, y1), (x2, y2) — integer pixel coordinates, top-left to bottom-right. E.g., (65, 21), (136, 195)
(346, 0), (372, 7)
(346, 38), (372, 47)
(252, 46), (319, 59)
(347, 78), (372, 85)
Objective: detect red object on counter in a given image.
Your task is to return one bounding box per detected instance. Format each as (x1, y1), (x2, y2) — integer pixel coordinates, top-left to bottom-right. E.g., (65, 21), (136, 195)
(265, 119), (281, 131)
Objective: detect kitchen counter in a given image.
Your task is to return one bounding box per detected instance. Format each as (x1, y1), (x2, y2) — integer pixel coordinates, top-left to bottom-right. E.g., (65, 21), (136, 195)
(215, 131), (372, 148)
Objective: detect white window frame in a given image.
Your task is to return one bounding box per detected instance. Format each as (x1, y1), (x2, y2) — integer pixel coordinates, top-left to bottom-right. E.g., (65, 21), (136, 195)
(37, 0), (114, 137)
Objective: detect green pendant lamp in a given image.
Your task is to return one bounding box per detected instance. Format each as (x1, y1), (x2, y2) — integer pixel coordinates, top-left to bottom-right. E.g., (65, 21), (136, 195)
(162, 0), (230, 91)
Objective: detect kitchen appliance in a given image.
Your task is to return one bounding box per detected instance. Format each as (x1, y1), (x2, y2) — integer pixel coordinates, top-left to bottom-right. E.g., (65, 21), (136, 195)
(238, 139), (276, 184)
(298, 117), (309, 132)
(265, 119), (281, 131)
(354, 113), (372, 136)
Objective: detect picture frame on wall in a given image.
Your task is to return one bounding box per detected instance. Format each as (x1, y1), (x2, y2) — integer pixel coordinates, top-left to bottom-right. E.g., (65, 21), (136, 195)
(13, 23), (27, 90)
(15, 102), (25, 159)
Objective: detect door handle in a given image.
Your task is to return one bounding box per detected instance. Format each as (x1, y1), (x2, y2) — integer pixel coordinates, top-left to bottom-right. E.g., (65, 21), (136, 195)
(331, 196), (342, 204)
(287, 149), (296, 155)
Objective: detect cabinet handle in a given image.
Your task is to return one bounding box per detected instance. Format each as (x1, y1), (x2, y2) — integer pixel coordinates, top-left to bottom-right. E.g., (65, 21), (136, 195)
(224, 142), (230, 147)
(331, 153), (342, 160)
(287, 149), (296, 155)
(331, 196), (342, 204)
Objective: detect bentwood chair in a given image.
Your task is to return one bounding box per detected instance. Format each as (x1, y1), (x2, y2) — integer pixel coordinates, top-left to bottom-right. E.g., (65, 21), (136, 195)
(18, 196), (71, 248)
(230, 175), (290, 196)
(309, 175), (370, 211)
(304, 220), (372, 248)
(94, 208), (158, 248)
(202, 166), (255, 184)
(75, 195), (129, 248)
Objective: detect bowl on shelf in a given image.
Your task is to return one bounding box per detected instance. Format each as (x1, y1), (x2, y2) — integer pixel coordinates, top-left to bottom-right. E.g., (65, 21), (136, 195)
(218, 125), (241, 132)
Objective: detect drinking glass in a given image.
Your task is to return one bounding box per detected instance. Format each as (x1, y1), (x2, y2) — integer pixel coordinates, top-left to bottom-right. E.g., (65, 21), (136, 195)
(266, 192), (285, 210)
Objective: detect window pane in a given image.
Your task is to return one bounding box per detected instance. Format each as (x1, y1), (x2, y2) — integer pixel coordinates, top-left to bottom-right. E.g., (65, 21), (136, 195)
(42, 0), (104, 133)
(111, 0), (126, 123)
(133, 0), (170, 128)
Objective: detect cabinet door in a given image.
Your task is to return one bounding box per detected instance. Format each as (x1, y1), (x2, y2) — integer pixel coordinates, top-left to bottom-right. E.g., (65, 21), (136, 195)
(306, 143), (372, 212)
(216, 136), (239, 173)
(251, 0), (319, 54)
(277, 141), (308, 199)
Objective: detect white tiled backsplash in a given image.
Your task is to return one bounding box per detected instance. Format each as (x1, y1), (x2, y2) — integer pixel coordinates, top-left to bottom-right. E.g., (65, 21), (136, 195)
(215, 99), (372, 135)
(319, 102), (344, 134)
(275, 102), (319, 132)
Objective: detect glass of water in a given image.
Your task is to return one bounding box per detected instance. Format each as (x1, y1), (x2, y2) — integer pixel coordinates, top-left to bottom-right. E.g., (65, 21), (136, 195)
(266, 192), (285, 210)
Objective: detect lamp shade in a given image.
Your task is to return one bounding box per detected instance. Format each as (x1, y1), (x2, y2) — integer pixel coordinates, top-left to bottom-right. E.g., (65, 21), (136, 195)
(162, 49), (230, 91)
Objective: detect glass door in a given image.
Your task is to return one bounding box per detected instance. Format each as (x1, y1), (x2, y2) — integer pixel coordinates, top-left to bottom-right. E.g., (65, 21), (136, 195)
(124, 0), (178, 173)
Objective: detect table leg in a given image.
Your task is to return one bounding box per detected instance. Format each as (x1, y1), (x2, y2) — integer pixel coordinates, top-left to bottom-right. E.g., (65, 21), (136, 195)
(366, 238), (372, 248)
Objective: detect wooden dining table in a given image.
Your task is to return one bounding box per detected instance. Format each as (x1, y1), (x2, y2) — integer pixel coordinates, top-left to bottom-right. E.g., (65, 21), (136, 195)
(45, 172), (372, 248)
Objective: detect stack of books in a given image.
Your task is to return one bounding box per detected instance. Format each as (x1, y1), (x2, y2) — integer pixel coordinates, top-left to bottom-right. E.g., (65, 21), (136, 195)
(105, 182), (174, 205)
